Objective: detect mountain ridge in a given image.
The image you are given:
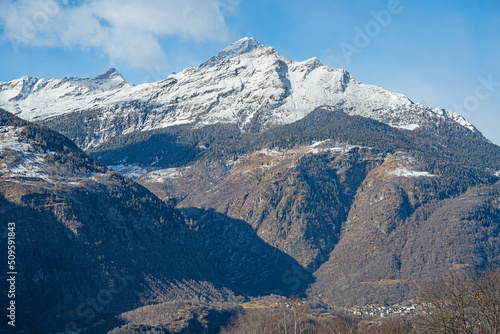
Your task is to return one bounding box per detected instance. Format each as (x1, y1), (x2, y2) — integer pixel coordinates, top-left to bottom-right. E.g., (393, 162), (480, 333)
(0, 37), (482, 151)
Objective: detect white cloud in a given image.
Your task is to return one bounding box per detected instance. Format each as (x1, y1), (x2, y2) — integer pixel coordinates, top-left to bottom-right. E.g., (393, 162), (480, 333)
(0, 0), (236, 68)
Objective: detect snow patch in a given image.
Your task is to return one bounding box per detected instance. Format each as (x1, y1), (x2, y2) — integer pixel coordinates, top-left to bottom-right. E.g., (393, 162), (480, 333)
(388, 168), (435, 178)
(107, 164), (150, 179)
(394, 124), (419, 131)
(308, 141), (365, 154)
(0, 126), (31, 152)
(0, 126), (57, 182)
(141, 166), (190, 182)
(9, 161), (53, 182)
(260, 149), (282, 156)
(0, 125), (107, 185)
(140, 168), (179, 183)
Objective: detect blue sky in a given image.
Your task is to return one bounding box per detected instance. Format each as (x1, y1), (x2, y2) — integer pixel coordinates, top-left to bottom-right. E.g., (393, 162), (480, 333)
(1, 0), (499, 144)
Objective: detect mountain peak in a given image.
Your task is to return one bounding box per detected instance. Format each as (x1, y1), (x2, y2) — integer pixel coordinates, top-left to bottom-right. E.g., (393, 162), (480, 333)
(220, 37), (262, 54)
(199, 37), (263, 68)
(92, 67), (126, 82)
(84, 67), (131, 91)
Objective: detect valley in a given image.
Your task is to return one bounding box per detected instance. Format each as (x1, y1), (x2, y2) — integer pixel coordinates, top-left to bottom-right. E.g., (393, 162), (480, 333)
(1, 38), (499, 333)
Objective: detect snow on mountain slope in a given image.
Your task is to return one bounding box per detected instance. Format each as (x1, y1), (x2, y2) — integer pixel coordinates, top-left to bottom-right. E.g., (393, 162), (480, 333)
(0, 125), (58, 182)
(0, 68), (132, 121)
(199, 37), (263, 68)
(0, 125), (99, 183)
(0, 38), (480, 149)
(430, 106), (476, 132)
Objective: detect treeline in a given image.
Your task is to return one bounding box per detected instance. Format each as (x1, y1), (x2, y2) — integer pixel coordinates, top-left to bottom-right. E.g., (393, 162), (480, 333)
(414, 267), (500, 334)
(86, 108), (500, 176)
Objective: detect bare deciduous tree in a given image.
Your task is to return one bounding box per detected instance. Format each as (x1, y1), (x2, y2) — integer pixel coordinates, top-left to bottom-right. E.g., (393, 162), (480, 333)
(359, 317), (413, 334)
(413, 268), (500, 334)
(221, 298), (311, 334)
(312, 315), (359, 334)
(221, 298), (416, 334)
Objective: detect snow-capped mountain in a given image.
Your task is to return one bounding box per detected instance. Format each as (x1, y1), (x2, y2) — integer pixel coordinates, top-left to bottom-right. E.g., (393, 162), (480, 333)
(0, 68), (131, 121)
(199, 36), (263, 68)
(0, 37), (479, 149)
(2, 37), (500, 325)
